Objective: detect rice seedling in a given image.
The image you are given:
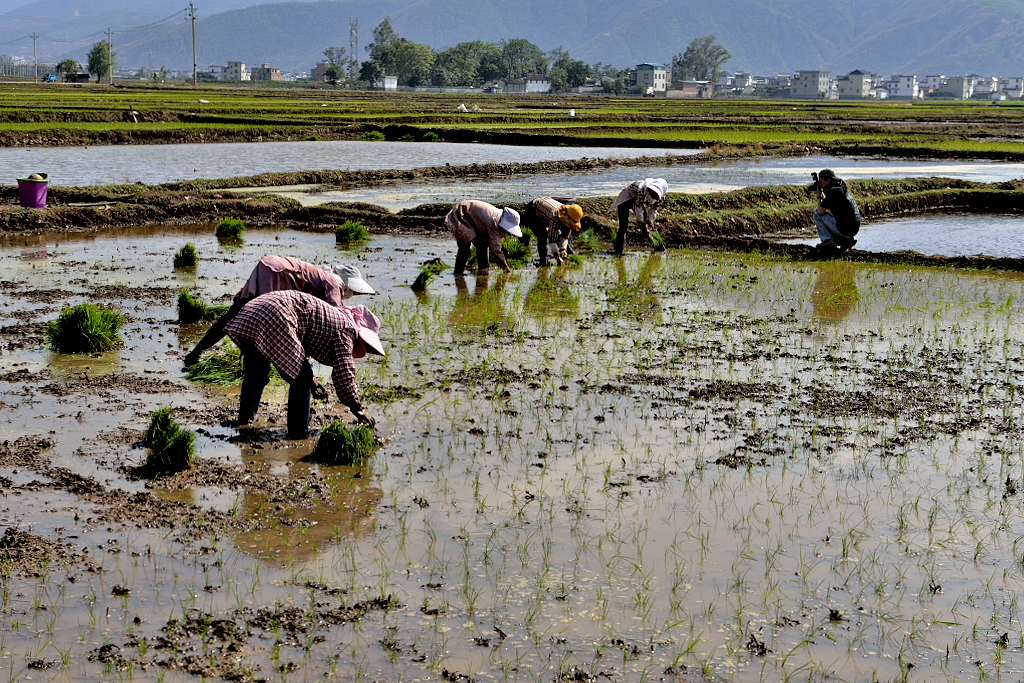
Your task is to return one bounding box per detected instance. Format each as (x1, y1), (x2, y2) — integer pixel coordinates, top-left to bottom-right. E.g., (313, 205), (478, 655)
(185, 341), (245, 384)
(308, 422), (379, 466)
(335, 221), (370, 247)
(172, 243), (199, 269)
(139, 407), (195, 477)
(411, 258), (448, 292)
(215, 217), (246, 244)
(177, 289), (229, 324)
(360, 131), (385, 141)
(501, 237), (531, 269)
(46, 303), (126, 353)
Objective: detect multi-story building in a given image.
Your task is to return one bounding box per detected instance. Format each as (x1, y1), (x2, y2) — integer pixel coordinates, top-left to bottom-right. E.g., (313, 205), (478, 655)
(971, 75), (999, 96)
(1000, 77), (1024, 98)
(938, 76), (973, 99)
(791, 70), (834, 99)
(836, 70), (872, 99)
(635, 63), (669, 93)
(251, 64), (284, 81)
(885, 74), (919, 99)
(224, 61), (250, 82)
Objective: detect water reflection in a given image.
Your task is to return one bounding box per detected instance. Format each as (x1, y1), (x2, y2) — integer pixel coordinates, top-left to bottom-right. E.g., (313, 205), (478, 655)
(449, 274), (513, 332)
(811, 262), (860, 323)
(524, 265), (581, 322)
(607, 254), (663, 321)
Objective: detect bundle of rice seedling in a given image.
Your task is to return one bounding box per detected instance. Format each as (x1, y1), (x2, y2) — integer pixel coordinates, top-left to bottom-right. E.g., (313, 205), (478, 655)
(185, 342), (244, 385)
(215, 218), (246, 243)
(177, 290), (229, 324)
(140, 407), (195, 477)
(173, 243), (199, 269)
(650, 232), (667, 251)
(309, 421), (379, 466)
(501, 237), (531, 269)
(46, 304), (126, 354)
(411, 258), (448, 292)
(335, 221), (370, 247)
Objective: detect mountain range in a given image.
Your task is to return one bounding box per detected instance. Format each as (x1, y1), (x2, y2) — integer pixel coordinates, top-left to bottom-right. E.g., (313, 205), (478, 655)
(2, 0), (1023, 76)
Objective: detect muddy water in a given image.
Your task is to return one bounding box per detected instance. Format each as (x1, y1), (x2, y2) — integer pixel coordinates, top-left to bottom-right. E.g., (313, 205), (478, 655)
(786, 213), (1024, 257)
(4, 228), (1024, 680)
(274, 155), (1024, 209)
(0, 140), (692, 187)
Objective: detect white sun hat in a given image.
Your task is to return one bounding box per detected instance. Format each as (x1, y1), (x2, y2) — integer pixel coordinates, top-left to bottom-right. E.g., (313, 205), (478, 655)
(497, 207), (522, 238)
(347, 305), (385, 358)
(332, 263), (376, 295)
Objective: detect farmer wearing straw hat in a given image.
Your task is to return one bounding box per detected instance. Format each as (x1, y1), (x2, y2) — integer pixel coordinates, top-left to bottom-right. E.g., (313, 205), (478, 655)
(611, 178), (669, 255)
(525, 197), (584, 267)
(445, 199), (522, 276)
(184, 256), (374, 367)
(225, 290), (384, 439)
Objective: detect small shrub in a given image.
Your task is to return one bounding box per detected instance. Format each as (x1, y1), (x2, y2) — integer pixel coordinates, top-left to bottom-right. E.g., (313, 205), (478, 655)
(411, 258), (448, 292)
(178, 290), (229, 324)
(361, 131), (385, 141)
(335, 221), (370, 247)
(501, 237), (531, 268)
(421, 131), (441, 142)
(140, 407), (195, 477)
(309, 421), (379, 466)
(173, 243), (199, 269)
(215, 218), (246, 243)
(46, 304), (126, 354)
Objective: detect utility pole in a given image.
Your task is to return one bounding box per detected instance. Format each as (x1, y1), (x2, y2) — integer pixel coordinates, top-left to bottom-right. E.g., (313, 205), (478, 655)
(349, 18), (358, 80)
(29, 32), (39, 82)
(105, 27), (113, 84)
(187, 1), (198, 86)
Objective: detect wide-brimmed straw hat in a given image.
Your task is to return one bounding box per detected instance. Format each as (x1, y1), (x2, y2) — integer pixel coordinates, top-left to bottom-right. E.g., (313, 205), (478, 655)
(497, 208), (522, 237)
(558, 204), (584, 233)
(347, 305), (385, 358)
(332, 263), (376, 295)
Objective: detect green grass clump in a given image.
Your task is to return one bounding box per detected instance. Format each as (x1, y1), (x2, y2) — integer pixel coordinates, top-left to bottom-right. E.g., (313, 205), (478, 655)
(178, 290), (229, 324)
(46, 304), (126, 354)
(173, 242), (199, 269)
(411, 258), (449, 292)
(574, 229), (601, 252)
(335, 220), (370, 247)
(650, 232), (667, 251)
(140, 407), (195, 477)
(309, 421), (379, 466)
(501, 237), (531, 268)
(215, 218), (246, 243)
(361, 131), (385, 141)
(421, 131), (441, 142)
(185, 342), (244, 385)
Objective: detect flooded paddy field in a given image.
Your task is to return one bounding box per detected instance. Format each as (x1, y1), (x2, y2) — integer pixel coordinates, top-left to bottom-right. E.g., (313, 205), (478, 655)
(268, 156), (1024, 210)
(4, 226), (1024, 681)
(0, 141), (692, 188)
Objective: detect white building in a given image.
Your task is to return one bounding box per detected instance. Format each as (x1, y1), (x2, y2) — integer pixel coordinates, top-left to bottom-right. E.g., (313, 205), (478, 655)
(885, 75), (919, 99)
(971, 75), (999, 96)
(374, 75), (398, 91)
(635, 63), (669, 93)
(505, 76), (551, 93)
(224, 61), (250, 81)
(791, 70), (834, 99)
(938, 76), (973, 99)
(837, 70), (872, 99)
(1000, 77), (1024, 98)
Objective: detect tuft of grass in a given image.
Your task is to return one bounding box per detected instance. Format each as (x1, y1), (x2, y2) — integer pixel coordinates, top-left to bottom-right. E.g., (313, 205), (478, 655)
(501, 237), (531, 269)
(46, 304), (126, 354)
(361, 130), (385, 141)
(650, 232), (667, 251)
(178, 290), (229, 324)
(309, 421), (379, 466)
(421, 131), (441, 142)
(411, 258), (449, 292)
(173, 243), (199, 269)
(140, 407), (195, 477)
(335, 220), (370, 247)
(215, 218), (246, 243)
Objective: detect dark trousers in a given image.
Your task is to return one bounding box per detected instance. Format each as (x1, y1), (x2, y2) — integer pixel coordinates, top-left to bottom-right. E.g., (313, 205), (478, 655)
(454, 234), (491, 276)
(525, 202), (550, 266)
(238, 343), (314, 439)
(614, 201), (634, 255)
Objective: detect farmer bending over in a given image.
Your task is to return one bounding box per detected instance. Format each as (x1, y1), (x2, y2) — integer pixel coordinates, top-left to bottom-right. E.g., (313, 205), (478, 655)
(224, 290), (383, 438)
(611, 178), (669, 256)
(525, 197), (584, 266)
(446, 200), (522, 277)
(184, 256), (375, 366)
(811, 169), (861, 254)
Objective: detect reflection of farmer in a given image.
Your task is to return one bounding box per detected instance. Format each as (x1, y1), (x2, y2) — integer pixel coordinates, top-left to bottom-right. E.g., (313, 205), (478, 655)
(524, 197), (584, 267)
(184, 257), (375, 366)
(524, 265), (580, 321)
(811, 262), (859, 323)
(225, 291), (384, 438)
(449, 273), (511, 331)
(611, 178), (669, 256)
(446, 200), (522, 277)
(810, 169), (861, 254)
(609, 254), (663, 320)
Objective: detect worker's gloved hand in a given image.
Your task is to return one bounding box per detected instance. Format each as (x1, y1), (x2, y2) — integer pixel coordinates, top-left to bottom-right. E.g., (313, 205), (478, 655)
(351, 407), (376, 428)
(311, 380), (329, 401)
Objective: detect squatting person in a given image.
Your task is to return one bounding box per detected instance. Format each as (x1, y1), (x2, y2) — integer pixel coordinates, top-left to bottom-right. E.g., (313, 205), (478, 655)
(446, 199), (522, 277)
(184, 256), (375, 366)
(224, 290), (383, 438)
(524, 197), (584, 266)
(811, 169), (861, 254)
(611, 178), (669, 256)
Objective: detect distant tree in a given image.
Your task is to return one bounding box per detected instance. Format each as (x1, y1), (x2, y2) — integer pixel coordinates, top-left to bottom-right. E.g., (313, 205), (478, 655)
(392, 40), (435, 86)
(367, 19), (401, 75)
(87, 41), (114, 83)
(150, 66), (169, 83)
(672, 35), (730, 84)
(432, 41), (501, 87)
(500, 39), (547, 80)
(548, 48), (591, 91)
(55, 59), (80, 79)
(323, 46), (353, 86)
(361, 19), (434, 86)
